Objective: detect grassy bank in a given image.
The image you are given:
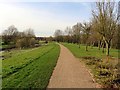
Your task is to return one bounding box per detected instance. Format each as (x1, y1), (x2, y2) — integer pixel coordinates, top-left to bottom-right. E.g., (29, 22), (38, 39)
(62, 43), (119, 88)
(2, 43), (60, 88)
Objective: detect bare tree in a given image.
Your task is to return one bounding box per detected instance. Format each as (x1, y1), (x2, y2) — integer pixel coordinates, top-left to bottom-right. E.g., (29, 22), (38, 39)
(91, 19), (105, 51)
(2, 25), (18, 44)
(81, 22), (91, 51)
(92, 1), (118, 56)
(22, 28), (36, 47)
(54, 29), (63, 37)
(24, 28), (35, 37)
(16, 28), (36, 48)
(65, 26), (72, 36)
(54, 29), (63, 42)
(72, 23), (82, 48)
(64, 26), (72, 43)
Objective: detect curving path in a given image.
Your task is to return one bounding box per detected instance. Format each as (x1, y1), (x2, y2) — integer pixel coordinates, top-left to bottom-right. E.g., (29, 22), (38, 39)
(47, 44), (96, 88)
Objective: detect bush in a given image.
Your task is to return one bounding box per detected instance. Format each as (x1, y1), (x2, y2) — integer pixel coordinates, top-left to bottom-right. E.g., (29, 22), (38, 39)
(97, 69), (111, 76)
(82, 56), (101, 65)
(16, 38), (26, 49)
(16, 39), (22, 49)
(30, 38), (36, 47)
(16, 38), (37, 49)
(45, 41), (48, 44)
(82, 56), (120, 88)
(96, 62), (113, 69)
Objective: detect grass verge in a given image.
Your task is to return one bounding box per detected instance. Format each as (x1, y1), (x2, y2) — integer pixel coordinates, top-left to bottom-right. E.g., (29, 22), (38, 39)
(2, 43), (60, 88)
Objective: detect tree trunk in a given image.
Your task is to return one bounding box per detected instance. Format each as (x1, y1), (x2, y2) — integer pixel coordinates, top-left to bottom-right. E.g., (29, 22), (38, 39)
(78, 39), (80, 48)
(110, 39), (113, 49)
(86, 44), (88, 51)
(79, 43), (80, 48)
(106, 42), (110, 56)
(98, 41), (101, 50)
(102, 41), (105, 53)
(103, 36), (111, 56)
(91, 41), (94, 49)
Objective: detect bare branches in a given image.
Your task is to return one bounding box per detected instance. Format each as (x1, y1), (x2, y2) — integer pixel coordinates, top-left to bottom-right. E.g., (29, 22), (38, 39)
(92, 0), (118, 55)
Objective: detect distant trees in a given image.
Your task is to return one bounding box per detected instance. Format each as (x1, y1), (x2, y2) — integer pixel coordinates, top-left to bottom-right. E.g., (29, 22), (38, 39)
(46, 36), (54, 42)
(72, 23), (82, 48)
(54, 23), (82, 48)
(21, 28), (35, 48)
(53, 22), (92, 51)
(2, 25), (18, 44)
(64, 26), (73, 43)
(2, 25), (38, 49)
(54, 29), (63, 42)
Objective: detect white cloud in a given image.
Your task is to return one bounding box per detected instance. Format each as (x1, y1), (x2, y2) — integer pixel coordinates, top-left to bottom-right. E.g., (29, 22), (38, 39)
(0, 3), (78, 36)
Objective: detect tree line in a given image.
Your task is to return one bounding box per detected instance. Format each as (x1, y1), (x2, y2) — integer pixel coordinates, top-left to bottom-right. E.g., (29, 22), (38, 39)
(2, 25), (39, 49)
(54, 1), (120, 56)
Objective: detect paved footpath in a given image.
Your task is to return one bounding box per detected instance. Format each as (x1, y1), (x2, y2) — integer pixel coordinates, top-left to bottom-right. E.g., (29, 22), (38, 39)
(47, 44), (96, 88)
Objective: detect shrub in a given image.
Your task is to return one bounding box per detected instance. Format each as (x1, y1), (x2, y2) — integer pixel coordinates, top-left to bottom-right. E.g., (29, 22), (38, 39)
(96, 62), (113, 69)
(30, 38), (36, 47)
(16, 38), (37, 49)
(97, 69), (111, 76)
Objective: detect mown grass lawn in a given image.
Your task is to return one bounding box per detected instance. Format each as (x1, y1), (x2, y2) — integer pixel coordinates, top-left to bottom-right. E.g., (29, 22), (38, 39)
(62, 43), (119, 59)
(62, 43), (119, 88)
(2, 43), (60, 88)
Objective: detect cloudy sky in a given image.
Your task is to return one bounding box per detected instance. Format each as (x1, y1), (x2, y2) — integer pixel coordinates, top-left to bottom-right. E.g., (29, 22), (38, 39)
(0, 0), (119, 37)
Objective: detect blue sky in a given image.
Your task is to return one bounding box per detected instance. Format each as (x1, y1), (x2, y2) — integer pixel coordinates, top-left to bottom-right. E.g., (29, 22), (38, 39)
(0, 2), (99, 36)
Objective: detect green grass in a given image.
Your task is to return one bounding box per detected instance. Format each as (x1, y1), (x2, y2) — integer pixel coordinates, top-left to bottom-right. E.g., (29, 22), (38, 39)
(0, 45), (8, 49)
(0, 44), (14, 49)
(62, 43), (119, 59)
(2, 43), (54, 77)
(2, 43), (60, 88)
